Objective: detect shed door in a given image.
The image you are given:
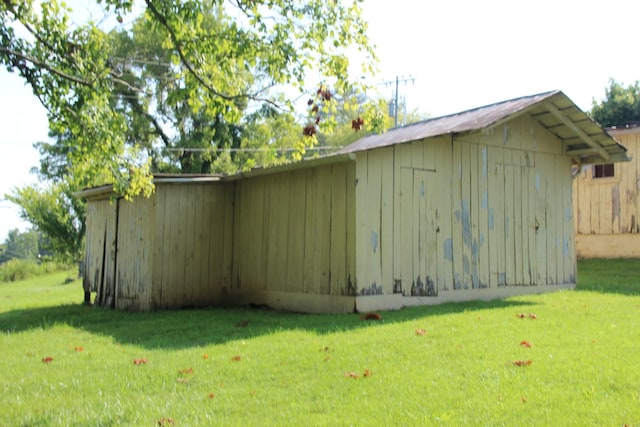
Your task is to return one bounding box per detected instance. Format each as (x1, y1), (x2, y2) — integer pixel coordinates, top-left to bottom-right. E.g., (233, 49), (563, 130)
(399, 168), (438, 296)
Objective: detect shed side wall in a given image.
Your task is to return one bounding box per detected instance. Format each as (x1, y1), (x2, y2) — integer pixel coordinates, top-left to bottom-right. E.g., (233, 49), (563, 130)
(115, 196), (153, 311)
(230, 162), (356, 311)
(355, 113), (576, 310)
(145, 183), (233, 309)
(573, 129), (640, 258)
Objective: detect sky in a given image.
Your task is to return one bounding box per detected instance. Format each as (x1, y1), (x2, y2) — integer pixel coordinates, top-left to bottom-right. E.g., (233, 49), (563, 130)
(1, 0), (640, 240)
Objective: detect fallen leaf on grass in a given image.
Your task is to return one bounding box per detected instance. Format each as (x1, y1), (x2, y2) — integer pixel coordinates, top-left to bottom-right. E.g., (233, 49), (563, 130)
(133, 358), (148, 365)
(178, 367), (193, 375)
(521, 396), (527, 403)
(415, 328), (427, 336)
(203, 354), (209, 359)
(520, 340), (532, 348)
(42, 356), (53, 363)
(231, 355), (242, 361)
(360, 312), (382, 320)
(513, 360), (532, 367)
(208, 393), (215, 399)
(74, 346), (83, 353)
(344, 369), (372, 379)
(176, 378), (190, 384)
(516, 313), (537, 319)
(157, 417), (174, 426)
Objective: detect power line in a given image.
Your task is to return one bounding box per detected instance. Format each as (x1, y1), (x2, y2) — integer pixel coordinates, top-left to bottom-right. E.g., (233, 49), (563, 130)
(160, 146), (342, 153)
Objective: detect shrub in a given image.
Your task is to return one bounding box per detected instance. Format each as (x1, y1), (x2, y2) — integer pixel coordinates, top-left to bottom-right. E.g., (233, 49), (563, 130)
(0, 259), (73, 283)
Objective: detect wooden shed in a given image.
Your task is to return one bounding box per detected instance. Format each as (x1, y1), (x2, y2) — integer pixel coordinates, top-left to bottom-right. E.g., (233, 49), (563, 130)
(573, 125), (638, 258)
(80, 90), (628, 313)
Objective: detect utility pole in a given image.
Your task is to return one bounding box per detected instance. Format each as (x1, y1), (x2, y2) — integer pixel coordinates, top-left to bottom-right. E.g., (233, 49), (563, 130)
(381, 75), (415, 127)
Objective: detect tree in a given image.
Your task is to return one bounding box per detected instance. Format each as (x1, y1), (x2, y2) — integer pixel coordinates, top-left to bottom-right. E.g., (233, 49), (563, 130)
(590, 79), (640, 127)
(7, 183), (85, 263)
(1, 0), (381, 199)
(0, 228), (40, 264)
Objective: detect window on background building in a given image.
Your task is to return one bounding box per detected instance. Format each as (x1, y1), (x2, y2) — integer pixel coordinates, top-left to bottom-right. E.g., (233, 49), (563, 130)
(592, 163), (614, 178)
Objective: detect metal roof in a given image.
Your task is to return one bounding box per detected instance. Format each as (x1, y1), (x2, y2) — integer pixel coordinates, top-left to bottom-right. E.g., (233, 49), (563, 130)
(338, 90), (629, 165)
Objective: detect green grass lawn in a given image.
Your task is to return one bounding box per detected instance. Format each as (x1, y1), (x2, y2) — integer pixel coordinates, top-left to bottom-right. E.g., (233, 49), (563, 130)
(1, 261), (639, 426)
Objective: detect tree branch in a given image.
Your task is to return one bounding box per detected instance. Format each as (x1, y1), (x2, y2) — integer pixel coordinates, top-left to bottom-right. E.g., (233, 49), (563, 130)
(0, 46), (92, 87)
(143, 0), (239, 102)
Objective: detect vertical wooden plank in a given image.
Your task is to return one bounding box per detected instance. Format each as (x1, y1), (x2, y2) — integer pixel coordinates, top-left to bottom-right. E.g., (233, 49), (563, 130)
(302, 166), (332, 295)
(181, 185), (195, 306)
(363, 150), (383, 294)
(231, 181), (244, 290)
(575, 167), (592, 234)
(554, 155), (566, 283)
(354, 151), (369, 295)
(477, 144), (490, 288)
(102, 199), (118, 308)
(513, 150), (524, 285)
(526, 151), (537, 285)
(543, 153), (558, 284)
(460, 141), (472, 289)
(434, 136), (453, 292)
(114, 200), (128, 309)
(399, 166), (414, 293)
(451, 140), (464, 289)
(424, 168), (438, 296)
(560, 156), (575, 283)
(345, 162), (356, 295)
(330, 164), (347, 296)
(260, 175), (272, 291)
(221, 182), (235, 290)
(413, 170), (426, 294)
(266, 173), (290, 292)
(469, 142), (480, 288)
(504, 151), (516, 286)
(488, 146), (506, 287)
(534, 154), (547, 284)
(303, 168), (318, 294)
(160, 185), (177, 308)
(203, 184), (218, 304)
(317, 166), (333, 295)
(286, 170), (306, 292)
(591, 167), (601, 234)
(380, 150), (394, 294)
(393, 144), (413, 294)
(191, 184), (205, 305)
(247, 178), (265, 290)
(151, 185), (166, 308)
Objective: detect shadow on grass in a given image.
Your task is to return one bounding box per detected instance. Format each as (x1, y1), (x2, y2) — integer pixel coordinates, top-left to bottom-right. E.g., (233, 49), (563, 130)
(576, 258), (640, 296)
(0, 298), (536, 350)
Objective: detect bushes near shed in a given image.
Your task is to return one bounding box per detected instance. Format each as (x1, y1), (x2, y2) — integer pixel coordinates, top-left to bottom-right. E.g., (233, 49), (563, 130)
(0, 259), (72, 283)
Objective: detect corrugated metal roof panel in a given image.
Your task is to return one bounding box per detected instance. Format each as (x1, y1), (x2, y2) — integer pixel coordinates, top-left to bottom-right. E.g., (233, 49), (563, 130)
(338, 90), (629, 165)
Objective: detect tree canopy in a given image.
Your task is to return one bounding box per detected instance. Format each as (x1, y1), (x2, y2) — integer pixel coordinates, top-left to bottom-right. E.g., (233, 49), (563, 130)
(590, 79), (640, 128)
(1, 0), (381, 199)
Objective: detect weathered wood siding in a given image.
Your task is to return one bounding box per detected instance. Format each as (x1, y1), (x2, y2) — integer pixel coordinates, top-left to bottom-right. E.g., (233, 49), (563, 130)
(144, 182), (233, 309)
(355, 113), (576, 310)
(84, 182), (234, 310)
(573, 127), (640, 258)
(83, 198), (118, 307)
(231, 162), (356, 310)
